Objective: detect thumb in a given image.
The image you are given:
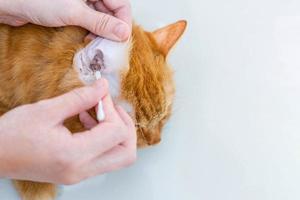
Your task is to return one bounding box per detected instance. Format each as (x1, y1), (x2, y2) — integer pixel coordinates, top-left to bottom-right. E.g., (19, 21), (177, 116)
(44, 79), (108, 123)
(76, 7), (130, 41)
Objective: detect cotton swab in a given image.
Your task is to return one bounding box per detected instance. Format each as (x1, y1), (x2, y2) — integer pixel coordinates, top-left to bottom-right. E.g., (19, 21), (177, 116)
(95, 71), (105, 121)
(90, 49), (106, 122)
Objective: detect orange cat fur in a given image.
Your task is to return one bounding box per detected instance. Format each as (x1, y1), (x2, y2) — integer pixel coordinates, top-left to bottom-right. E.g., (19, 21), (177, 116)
(0, 20), (186, 200)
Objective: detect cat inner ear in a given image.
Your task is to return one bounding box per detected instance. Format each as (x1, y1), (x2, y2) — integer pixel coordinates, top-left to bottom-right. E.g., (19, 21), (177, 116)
(152, 20), (187, 56)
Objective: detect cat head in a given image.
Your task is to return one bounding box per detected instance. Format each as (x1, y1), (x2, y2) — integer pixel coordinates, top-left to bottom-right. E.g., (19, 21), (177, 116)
(73, 20), (187, 148)
(122, 20), (187, 147)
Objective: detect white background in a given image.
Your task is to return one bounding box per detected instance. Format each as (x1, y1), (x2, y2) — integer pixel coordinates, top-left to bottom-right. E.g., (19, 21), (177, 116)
(1, 0), (300, 199)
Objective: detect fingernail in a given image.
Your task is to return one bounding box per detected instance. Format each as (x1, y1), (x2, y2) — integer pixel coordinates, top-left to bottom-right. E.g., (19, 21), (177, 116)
(114, 23), (129, 40)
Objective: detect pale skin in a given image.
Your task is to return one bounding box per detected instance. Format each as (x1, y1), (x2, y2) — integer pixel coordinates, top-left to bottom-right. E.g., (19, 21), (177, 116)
(0, 0), (132, 41)
(0, 0), (136, 185)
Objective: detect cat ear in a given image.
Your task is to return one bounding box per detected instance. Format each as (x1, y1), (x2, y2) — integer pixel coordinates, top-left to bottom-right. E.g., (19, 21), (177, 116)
(152, 20), (187, 56)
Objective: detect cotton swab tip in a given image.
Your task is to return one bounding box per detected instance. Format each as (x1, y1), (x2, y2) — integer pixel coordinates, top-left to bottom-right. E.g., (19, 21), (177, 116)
(95, 71), (101, 79)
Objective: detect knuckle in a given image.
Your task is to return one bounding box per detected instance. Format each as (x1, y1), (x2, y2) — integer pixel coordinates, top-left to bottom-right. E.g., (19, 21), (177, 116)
(127, 119), (135, 131)
(111, 125), (129, 142)
(56, 157), (82, 185)
(55, 153), (73, 170)
(60, 173), (82, 185)
(129, 126), (137, 139)
(71, 88), (90, 105)
(95, 14), (111, 32)
(123, 150), (137, 167)
(125, 3), (132, 12)
(123, 128), (136, 144)
(55, 152), (78, 172)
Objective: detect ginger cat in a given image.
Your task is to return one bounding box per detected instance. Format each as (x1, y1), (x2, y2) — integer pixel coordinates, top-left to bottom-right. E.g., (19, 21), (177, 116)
(0, 20), (187, 200)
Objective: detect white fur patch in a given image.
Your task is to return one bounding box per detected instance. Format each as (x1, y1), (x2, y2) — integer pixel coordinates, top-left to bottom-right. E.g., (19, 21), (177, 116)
(73, 37), (133, 114)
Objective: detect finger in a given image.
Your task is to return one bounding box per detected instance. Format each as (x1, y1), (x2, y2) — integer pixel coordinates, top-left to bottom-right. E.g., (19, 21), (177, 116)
(79, 111), (98, 129)
(0, 16), (28, 26)
(101, 94), (122, 123)
(84, 144), (136, 177)
(94, 1), (114, 15)
(115, 105), (136, 147)
(86, 2), (96, 9)
(71, 122), (129, 159)
(76, 6), (130, 41)
(84, 32), (97, 43)
(42, 79), (108, 123)
(70, 99), (130, 158)
(115, 105), (135, 130)
(102, 0), (132, 28)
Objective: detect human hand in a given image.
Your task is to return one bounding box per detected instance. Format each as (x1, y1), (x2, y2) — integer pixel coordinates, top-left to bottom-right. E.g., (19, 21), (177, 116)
(0, 0), (131, 41)
(0, 79), (136, 184)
